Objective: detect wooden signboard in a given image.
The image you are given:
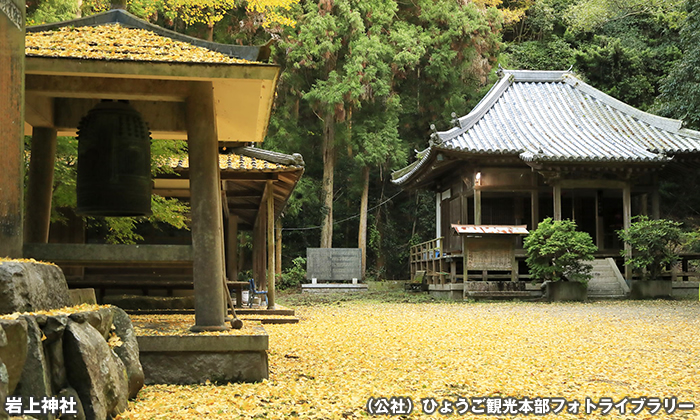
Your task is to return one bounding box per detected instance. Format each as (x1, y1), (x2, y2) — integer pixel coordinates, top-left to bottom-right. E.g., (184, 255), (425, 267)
(464, 237), (515, 271)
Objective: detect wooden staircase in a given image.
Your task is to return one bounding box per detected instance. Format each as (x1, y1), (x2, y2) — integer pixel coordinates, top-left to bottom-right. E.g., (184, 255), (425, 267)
(588, 258), (629, 299)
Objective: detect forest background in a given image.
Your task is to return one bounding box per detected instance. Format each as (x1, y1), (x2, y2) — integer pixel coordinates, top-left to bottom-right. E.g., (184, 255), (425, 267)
(27, 0), (700, 281)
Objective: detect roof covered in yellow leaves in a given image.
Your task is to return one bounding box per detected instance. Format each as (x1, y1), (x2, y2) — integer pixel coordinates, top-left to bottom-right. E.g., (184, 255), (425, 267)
(26, 25), (254, 64)
(164, 147), (305, 173)
(25, 9), (264, 64)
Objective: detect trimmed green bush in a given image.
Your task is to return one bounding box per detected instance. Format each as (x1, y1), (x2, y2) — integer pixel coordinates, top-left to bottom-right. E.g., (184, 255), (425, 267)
(524, 218), (597, 283)
(617, 216), (683, 281)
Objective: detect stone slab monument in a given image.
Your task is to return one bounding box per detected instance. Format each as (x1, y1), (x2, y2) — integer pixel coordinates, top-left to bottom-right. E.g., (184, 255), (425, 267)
(0, 0), (25, 258)
(303, 248), (367, 293)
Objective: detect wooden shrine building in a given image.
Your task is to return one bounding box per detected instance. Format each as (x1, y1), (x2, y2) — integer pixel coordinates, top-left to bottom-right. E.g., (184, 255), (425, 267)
(393, 69), (700, 295)
(18, 9), (292, 330)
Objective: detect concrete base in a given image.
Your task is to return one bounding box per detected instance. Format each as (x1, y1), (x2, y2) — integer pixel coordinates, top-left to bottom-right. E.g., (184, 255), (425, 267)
(546, 281), (588, 302)
(137, 325), (269, 384)
(630, 280), (673, 299)
(302, 283), (368, 293)
(672, 281), (700, 299)
(428, 283), (464, 301)
(69, 288), (97, 305)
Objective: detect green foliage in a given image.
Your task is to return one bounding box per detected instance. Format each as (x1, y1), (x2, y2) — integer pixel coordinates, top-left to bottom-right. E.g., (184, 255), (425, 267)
(277, 256), (306, 290)
(27, 0), (80, 25)
(617, 216), (684, 281)
(654, 0), (700, 130)
(524, 218), (597, 283)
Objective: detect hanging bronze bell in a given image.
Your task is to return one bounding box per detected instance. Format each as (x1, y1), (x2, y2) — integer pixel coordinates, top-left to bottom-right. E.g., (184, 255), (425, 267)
(76, 100), (152, 217)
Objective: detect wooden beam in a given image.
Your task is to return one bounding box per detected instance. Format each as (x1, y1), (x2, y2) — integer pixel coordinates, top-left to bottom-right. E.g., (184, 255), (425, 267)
(26, 75), (190, 101)
(26, 56), (280, 83)
(24, 94), (54, 127)
(266, 179), (276, 309)
(53, 98), (188, 139)
(186, 81), (227, 331)
(23, 243), (193, 265)
(25, 127), (57, 244)
(559, 179), (627, 189)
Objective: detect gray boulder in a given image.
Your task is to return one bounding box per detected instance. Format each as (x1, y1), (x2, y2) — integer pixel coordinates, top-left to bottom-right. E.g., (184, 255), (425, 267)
(1, 360), (8, 420)
(16, 316), (53, 420)
(40, 315), (69, 392)
(0, 262), (71, 314)
(109, 307), (144, 399)
(68, 308), (113, 340)
(0, 318), (28, 394)
(63, 321), (128, 420)
(56, 387), (86, 420)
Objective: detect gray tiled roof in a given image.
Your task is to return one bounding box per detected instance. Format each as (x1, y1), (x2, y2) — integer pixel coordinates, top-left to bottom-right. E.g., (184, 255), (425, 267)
(393, 70), (700, 184)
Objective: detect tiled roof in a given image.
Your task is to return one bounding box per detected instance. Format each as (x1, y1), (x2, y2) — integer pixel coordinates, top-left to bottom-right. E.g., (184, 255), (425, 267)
(26, 25), (253, 64)
(164, 147), (304, 172)
(442, 71), (700, 162)
(452, 224), (529, 235)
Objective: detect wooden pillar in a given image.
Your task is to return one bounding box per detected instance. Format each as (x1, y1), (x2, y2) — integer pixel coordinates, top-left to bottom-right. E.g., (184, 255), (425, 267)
(595, 190), (604, 249)
(266, 180), (276, 309)
(474, 189), (482, 225)
(640, 193), (648, 216)
(530, 190), (539, 230)
(0, 0), (25, 258)
(623, 183), (632, 280)
(275, 218), (282, 275)
(252, 216), (264, 289)
(186, 82), (227, 331)
(226, 214), (238, 280)
(25, 127), (57, 243)
(553, 183), (562, 221)
(651, 190), (660, 220)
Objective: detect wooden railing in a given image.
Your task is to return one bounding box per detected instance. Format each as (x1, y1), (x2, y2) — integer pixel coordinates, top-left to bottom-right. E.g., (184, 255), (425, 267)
(409, 238), (447, 284)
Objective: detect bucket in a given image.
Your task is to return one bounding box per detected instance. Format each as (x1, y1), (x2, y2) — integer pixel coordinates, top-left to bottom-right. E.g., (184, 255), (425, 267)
(241, 291), (249, 305)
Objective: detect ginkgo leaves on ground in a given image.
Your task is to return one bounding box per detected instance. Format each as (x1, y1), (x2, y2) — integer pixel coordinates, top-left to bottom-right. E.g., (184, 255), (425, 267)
(117, 300), (700, 419)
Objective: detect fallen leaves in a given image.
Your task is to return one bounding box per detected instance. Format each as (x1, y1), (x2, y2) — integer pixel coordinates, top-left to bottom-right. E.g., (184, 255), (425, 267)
(0, 303), (107, 320)
(117, 300), (700, 419)
(26, 25), (256, 65)
(131, 314), (262, 336)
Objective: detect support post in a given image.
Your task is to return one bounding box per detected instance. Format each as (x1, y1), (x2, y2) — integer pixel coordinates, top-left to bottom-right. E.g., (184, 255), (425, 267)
(623, 183), (632, 281)
(651, 190), (660, 220)
(530, 190), (539, 230)
(227, 214), (241, 307)
(186, 82), (228, 331)
(474, 189), (482, 225)
(25, 127), (57, 243)
(0, 0), (25, 258)
(553, 183), (562, 221)
(275, 218), (282, 276)
(595, 190), (604, 249)
(266, 180), (276, 309)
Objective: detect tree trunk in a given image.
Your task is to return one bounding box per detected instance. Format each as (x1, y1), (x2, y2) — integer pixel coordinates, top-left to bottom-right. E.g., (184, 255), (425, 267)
(358, 166), (370, 280)
(320, 110), (336, 248)
(374, 181), (386, 276)
(206, 22), (214, 42)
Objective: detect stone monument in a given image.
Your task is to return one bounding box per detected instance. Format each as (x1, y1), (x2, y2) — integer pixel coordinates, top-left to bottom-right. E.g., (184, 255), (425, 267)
(303, 248), (367, 293)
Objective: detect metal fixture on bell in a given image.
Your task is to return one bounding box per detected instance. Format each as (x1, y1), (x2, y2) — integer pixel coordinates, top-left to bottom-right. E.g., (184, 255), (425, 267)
(76, 100), (152, 216)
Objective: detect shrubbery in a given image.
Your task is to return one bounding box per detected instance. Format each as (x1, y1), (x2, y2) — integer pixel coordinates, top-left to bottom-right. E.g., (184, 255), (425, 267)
(524, 218), (597, 283)
(617, 216), (684, 280)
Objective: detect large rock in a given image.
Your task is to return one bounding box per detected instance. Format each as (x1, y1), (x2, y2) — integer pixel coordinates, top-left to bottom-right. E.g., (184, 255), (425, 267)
(1, 360), (9, 420)
(0, 262), (71, 314)
(56, 387), (87, 420)
(109, 307), (144, 399)
(63, 321), (128, 420)
(16, 316), (54, 420)
(41, 316), (69, 393)
(69, 308), (113, 340)
(0, 318), (28, 394)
